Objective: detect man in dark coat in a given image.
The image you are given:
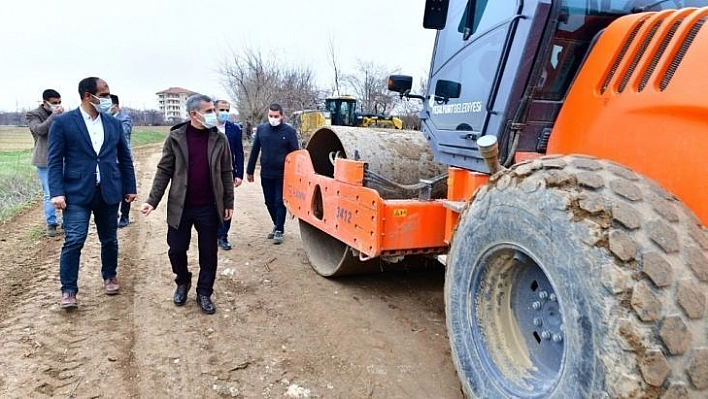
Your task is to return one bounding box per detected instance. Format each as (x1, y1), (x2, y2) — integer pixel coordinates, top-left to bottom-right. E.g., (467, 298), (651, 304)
(141, 94), (234, 315)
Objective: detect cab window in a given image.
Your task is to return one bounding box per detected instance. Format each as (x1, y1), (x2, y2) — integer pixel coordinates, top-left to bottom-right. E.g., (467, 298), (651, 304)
(536, 0), (627, 100)
(433, 0), (518, 74)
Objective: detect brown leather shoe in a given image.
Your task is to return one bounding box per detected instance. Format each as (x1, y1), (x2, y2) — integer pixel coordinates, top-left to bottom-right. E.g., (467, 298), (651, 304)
(60, 292), (77, 309)
(104, 277), (120, 295)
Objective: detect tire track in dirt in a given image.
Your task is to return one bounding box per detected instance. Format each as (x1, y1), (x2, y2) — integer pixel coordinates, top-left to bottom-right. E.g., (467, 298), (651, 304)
(0, 167), (140, 398)
(0, 235), (139, 398)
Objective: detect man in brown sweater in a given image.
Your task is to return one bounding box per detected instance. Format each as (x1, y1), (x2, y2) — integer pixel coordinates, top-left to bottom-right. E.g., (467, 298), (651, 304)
(26, 89), (64, 237)
(141, 94), (234, 314)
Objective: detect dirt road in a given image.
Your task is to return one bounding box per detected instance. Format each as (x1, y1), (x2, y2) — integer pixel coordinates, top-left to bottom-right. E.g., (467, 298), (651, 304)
(0, 143), (463, 398)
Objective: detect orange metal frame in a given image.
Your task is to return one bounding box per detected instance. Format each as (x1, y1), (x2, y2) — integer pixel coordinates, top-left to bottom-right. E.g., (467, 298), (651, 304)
(549, 8), (708, 226)
(284, 150), (488, 259)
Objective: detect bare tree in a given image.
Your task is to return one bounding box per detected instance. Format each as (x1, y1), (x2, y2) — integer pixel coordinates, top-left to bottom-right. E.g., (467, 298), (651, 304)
(279, 66), (323, 113)
(123, 107), (165, 126)
(220, 47), (281, 126)
(344, 60), (398, 115)
(220, 45), (322, 125)
(327, 34), (342, 97)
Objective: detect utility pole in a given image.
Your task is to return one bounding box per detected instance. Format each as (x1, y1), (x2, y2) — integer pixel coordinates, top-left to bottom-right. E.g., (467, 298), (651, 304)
(15, 97), (21, 126)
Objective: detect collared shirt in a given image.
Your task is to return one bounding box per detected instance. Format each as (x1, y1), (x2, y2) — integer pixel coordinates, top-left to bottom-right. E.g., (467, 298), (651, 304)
(78, 105), (105, 183)
(216, 122), (225, 134)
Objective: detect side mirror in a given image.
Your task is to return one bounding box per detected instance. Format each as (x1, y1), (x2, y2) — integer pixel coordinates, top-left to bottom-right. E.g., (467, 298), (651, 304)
(388, 75), (413, 94)
(435, 79), (461, 100)
(423, 0), (450, 29)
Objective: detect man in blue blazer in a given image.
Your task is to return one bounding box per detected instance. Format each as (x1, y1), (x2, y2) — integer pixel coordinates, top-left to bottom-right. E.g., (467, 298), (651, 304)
(47, 77), (137, 309)
(214, 99), (244, 250)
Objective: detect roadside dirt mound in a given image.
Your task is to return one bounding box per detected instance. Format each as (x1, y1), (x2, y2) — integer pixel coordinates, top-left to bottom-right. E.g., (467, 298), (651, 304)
(0, 144), (462, 398)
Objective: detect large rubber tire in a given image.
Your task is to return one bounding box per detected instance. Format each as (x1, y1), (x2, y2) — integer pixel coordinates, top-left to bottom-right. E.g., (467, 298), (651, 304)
(446, 155), (708, 398)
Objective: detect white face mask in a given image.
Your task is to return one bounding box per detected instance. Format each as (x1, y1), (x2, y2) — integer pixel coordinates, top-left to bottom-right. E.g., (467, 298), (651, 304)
(268, 116), (281, 127)
(46, 102), (60, 112)
(199, 112), (218, 129)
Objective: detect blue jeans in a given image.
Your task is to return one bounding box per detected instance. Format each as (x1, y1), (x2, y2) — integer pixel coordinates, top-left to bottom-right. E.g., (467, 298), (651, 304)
(59, 187), (119, 293)
(218, 218), (231, 240)
(36, 167), (58, 226)
(261, 177), (286, 233)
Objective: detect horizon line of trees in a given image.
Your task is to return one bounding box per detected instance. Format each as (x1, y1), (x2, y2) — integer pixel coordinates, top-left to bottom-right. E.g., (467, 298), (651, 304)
(0, 107), (168, 126)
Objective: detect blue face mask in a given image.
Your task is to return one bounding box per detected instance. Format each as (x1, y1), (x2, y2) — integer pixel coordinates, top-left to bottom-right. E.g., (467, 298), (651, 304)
(217, 111), (230, 122)
(199, 112), (218, 129)
(91, 94), (113, 113)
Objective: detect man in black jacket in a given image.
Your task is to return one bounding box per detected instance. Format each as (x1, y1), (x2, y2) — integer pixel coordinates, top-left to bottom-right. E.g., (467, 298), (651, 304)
(246, 103), (299, 245)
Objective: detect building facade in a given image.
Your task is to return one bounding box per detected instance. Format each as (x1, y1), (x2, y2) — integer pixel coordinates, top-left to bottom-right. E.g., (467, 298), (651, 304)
(156, 87), (196, 122)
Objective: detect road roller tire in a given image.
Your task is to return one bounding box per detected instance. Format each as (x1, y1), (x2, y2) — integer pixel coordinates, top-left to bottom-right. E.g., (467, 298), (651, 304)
(299, 220), (382, 276)
(446, 155), (708, 398)
(305, 126), (447, 199)
(299, 220), (442, 277)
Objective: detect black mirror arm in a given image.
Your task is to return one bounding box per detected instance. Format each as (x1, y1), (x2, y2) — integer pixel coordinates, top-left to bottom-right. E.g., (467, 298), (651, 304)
(398, 90), (427, 101)
(434, 96), (450, 104)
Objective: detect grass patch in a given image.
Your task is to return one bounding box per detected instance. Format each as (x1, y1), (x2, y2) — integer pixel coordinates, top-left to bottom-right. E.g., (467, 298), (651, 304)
(0, 194), (37, 223)
(131, 126), (170, 147)
(0, 128), (41, 223)
(27, 225), (44, 240)
(0, 149), (38, 223)
(0, 149), (34, 177)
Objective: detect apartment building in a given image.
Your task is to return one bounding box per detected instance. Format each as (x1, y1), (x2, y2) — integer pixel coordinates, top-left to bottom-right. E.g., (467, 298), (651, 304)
(156, 87), (196, 122)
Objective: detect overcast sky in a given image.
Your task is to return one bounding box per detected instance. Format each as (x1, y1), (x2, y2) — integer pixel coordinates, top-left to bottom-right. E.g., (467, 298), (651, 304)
(0, 0), (436, 112)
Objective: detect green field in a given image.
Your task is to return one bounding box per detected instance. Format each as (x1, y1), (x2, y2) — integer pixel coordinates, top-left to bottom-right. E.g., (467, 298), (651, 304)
(0, 125), (168, 223)
(131, 126), (170, 146)
(0, 149), (34, 176)
(0, 125), (169, 151)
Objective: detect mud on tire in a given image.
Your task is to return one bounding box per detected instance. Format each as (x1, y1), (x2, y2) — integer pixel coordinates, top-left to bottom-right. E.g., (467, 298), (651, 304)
(445, 155), (708, 398)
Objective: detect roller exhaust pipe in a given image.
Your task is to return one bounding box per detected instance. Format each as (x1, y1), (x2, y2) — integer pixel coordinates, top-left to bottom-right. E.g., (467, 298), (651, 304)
(477, 135), (505, 175)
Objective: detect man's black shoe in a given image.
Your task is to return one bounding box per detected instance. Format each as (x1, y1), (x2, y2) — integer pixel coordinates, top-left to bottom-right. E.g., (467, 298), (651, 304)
(173, 283), (191, 306)
(196, 294), (216, 314)
(217, 237), (232, 250)
(117, 217), (130, 229)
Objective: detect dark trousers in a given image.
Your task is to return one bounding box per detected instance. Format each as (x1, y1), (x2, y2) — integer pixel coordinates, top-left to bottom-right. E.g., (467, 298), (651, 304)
(60, 187), (119, 293)
(120, 199), (131, 219)
(218, 218), (231, 240)
(261, 176), (286, 233)
(167, 204), (219, 296)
